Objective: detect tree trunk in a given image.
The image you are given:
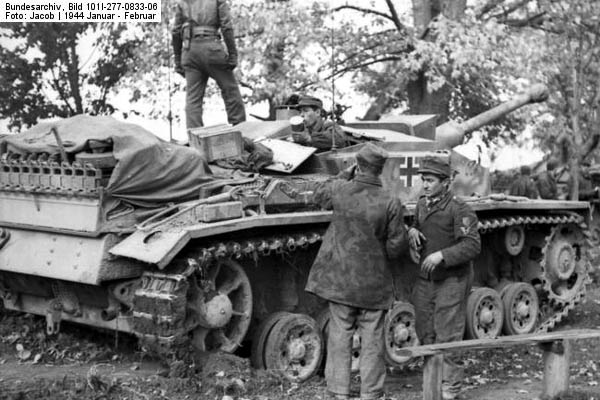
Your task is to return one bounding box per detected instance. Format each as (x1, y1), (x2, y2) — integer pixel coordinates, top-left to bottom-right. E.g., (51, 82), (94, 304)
(405, 0), (467, 123)
(362, 92), (394, 120)
(67, 42), (83, 115)
(569, 63), (582, 200)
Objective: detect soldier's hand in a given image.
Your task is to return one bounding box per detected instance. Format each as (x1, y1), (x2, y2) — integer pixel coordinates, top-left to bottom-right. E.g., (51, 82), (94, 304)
(421, 251), (444, 273)
(292, 132), (311, 145)
(408, 227), (425, 249)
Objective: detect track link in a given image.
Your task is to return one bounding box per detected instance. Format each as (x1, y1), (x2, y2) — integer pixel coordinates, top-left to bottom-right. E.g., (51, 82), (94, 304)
(477, 213), (590, 333)
(131, 232), (324, 355)
(132, 212), (591, 355)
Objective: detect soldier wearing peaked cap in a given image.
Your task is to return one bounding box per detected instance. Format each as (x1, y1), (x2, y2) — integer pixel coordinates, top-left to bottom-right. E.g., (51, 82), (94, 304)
(291, 95), (348, 151)
(408, 155), (481, 400)
(306, 142), (408, 400)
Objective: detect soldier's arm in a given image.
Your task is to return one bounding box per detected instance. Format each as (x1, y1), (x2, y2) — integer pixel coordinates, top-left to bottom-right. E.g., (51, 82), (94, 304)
(385, 198), (408, 259)
(312, 179), (342, 210)
(440, 201), (481, 267)
(217, 0), (238, 67)
(171, 4), (183, 69)
(309, 124), (346, 151)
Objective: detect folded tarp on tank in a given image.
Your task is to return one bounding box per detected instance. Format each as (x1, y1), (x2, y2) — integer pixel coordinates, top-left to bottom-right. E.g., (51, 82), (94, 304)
(0, 115), (215, 206)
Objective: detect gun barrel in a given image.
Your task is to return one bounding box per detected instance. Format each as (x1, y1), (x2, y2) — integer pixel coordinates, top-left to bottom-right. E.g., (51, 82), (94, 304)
(435, 84), (548, 149)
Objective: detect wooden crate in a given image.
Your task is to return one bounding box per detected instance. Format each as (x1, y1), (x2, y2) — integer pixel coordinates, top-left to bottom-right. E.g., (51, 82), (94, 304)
(188, 126), (244, 162)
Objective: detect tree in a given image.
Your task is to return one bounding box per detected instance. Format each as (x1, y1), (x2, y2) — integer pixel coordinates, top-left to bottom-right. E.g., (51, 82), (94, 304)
(329, 0), (543, 128)
(0, 23), (141, 130)
(523, 1), (600, 199)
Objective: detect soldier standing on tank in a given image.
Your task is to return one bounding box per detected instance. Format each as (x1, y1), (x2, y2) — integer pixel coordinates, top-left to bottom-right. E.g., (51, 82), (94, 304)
(172, 0), (246, 129)
(408, 155), (481, 400)
(291, 95), (347, 151)
(508, 165), (539, 199)
(536, 158), (559, 200)
(305, 143), (407, 400)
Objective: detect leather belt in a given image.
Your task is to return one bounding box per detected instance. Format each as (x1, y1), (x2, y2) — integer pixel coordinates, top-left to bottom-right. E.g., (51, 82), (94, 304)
(191, 26), (218, 37)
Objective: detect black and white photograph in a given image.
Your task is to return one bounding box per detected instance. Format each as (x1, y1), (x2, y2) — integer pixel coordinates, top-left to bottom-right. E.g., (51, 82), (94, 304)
(1, 1), (600, 399)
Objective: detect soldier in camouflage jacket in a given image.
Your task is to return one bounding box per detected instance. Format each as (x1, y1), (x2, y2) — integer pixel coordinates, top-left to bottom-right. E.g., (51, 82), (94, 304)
(306, 143), (407, 400)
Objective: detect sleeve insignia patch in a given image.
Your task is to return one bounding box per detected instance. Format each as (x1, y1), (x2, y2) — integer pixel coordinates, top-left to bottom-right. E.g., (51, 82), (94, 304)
(460, 217), (472, 235)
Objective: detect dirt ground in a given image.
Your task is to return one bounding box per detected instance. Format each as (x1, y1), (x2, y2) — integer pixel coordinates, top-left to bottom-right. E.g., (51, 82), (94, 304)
(2, 287), (600, 400)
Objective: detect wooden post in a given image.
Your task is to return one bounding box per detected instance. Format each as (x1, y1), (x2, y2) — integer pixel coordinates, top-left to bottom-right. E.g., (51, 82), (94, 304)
(423, 354), (443, 400)
(541, 339), (571, 398)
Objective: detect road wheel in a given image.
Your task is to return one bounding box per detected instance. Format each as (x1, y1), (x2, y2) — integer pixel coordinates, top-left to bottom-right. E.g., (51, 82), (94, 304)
(263, 313), (324, 382)
(250, 311), (292, 369)
(501, 282), (539, 335)
(466, 287), (504, 339)
(384, 301), (419, 365)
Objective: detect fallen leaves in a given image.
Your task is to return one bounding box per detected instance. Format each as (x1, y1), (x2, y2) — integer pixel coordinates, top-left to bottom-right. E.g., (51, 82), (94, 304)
(16, 343), (31, 361)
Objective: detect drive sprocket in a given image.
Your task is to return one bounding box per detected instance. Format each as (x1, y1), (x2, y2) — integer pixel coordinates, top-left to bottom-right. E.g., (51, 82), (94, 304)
(540, 223), (591, 305)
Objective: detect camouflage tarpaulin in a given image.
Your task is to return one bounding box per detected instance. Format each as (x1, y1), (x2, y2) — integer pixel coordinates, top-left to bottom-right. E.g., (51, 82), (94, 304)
(0, 115), (215, 206)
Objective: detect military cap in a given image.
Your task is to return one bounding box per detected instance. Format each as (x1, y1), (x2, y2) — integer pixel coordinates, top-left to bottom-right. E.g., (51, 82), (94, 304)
(356, 142), (388, 168)
(297, 96), (323, 110)
(418, 155), (451, 178)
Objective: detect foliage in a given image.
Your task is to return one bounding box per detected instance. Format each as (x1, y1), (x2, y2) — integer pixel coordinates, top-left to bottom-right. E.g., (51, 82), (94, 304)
(527, 1), (600, 160)
(0, 23), (141, 130)
(235, 0), (331, 117)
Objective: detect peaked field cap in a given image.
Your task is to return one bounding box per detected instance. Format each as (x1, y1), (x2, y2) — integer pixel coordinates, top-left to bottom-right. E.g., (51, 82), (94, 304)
(418, 155), (451, 178)
(297, 95), (323, 109)
(356, 142), (388, 168)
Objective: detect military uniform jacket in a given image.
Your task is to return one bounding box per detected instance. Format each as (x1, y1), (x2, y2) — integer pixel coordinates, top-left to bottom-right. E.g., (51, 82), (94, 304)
(306, 119), (347, 151)
(173, 0), (233, 32)
(172, 0), (237, 62)
(508, 175), (539, 199)
(414, 191), (481, 281)
(305, 174), (407, 310)
(536, 171), (558, 199)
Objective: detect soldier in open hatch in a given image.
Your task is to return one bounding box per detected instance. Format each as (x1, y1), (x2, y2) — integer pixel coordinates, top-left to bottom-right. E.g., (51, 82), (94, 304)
(408, 155), (481, 400)
(172, 0), (246, 129)
(291, 95), (348, 151)
(305, 143), (407, 400)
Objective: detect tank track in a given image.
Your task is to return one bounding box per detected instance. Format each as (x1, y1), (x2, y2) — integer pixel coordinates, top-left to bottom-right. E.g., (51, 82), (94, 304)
(131, 232), (324, 356)
(477, 213), (591, 333)
(131, 212), (591, 355)
(132, 271), (191, 355)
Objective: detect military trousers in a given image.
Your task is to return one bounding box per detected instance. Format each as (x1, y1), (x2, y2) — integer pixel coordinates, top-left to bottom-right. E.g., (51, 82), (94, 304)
(413, 273), (471, 383)
(325, 302), (385, 399)
(182, 37), (246, 129)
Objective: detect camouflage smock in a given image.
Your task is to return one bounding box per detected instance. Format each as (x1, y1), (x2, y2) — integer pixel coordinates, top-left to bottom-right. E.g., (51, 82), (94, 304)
(305, 173), (407, 310)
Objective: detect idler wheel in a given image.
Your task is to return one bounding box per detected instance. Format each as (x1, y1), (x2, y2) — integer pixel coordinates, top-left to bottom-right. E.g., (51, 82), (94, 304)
(501, 282), (539, 335)
(190, 259), (252, 353)
(466, 287), (504, 339)
(384, 301), (419, 365)
(263, 313), (324, 382)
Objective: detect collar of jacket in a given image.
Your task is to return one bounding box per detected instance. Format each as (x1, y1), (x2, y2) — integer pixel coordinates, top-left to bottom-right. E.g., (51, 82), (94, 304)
(422, 190), (453, 213)
(354, 173), (382, 187)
